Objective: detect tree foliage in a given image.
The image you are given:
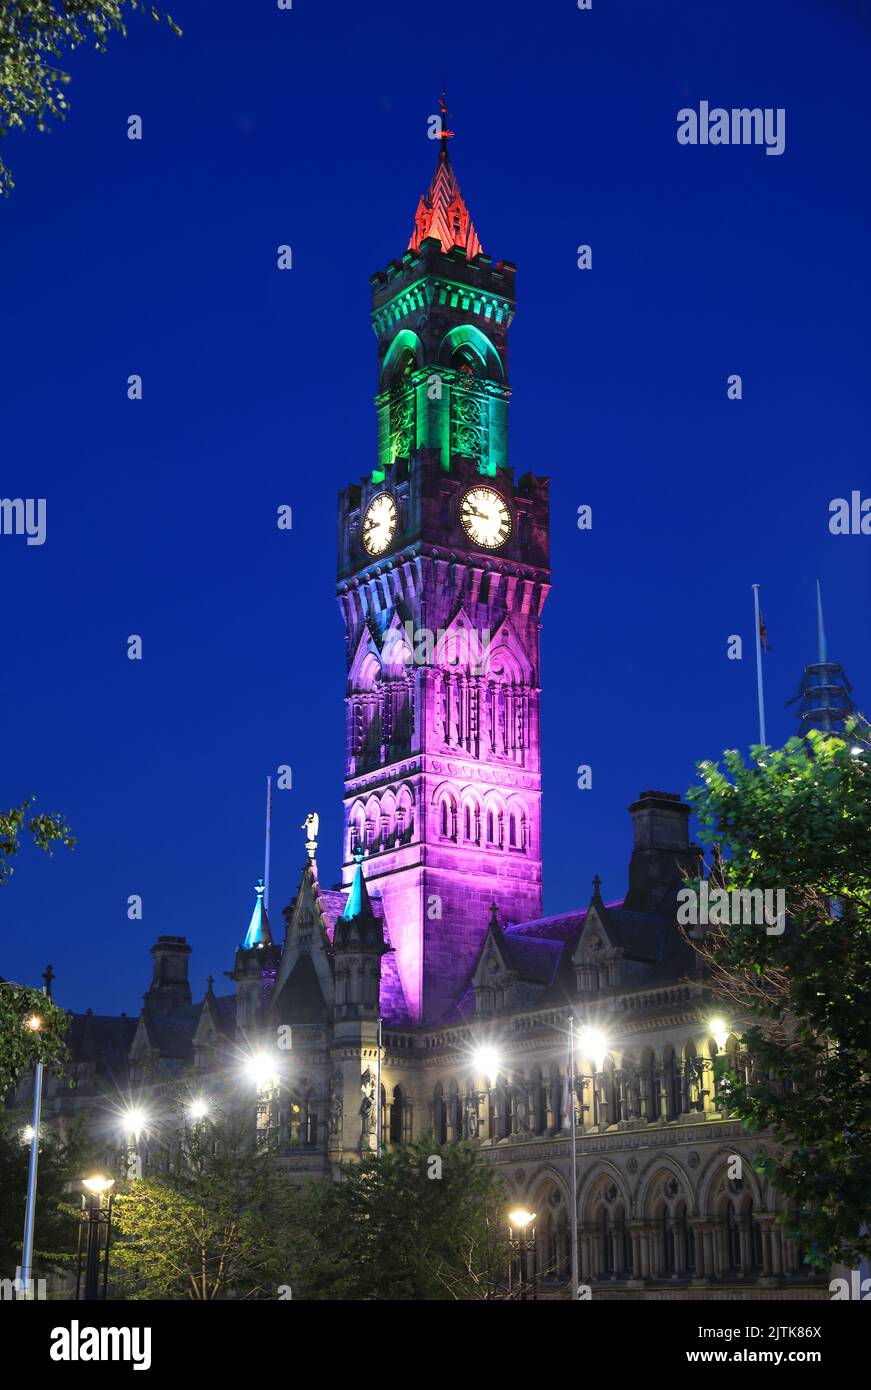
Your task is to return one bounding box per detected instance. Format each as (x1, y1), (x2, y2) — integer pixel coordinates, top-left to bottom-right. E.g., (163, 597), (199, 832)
(686, 728), (871, 1268)
(111, 1104), (297, 1300)
(0, 982), (70, 1097)
(0, 797), (75, 885)
(282, 1137), (510, 1300)
(0, 0), (181, 194)
(0, 1117), (97, 1280)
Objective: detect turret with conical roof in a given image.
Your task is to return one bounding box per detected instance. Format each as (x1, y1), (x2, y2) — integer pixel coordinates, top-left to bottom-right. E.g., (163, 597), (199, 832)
(333, 848), (390, 1020)
(228, 879), (281, 1033)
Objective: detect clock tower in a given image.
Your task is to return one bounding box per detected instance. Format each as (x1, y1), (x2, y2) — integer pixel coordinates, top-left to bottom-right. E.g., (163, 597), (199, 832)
(337, 112), (550, 1023)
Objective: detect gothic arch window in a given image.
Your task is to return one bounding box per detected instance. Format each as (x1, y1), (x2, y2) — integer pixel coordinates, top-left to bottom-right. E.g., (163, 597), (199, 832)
(305, 1090), (318, 1146)
(439, 793), (457, 841)
(661, 1207), (675, 1273)
(433, 1083), (447, 1145)
(726, 1203), (741, 1271)
(462, 797), (480, 843)
(531, 1066), (546, 1135)
(390, 1086), (410, 1144)
(601, 1056), (617, 1126)
(508, 805), (526, 850)
(663, 1046), (681, 1120)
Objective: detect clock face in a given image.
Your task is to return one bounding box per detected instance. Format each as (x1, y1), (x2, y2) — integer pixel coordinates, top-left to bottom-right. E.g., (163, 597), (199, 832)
(362, 493), (397, 556)
(459, 486), (512, 550)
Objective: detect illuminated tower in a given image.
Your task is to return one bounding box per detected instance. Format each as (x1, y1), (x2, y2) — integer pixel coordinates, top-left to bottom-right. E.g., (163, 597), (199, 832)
(337, 106), (550, 1022)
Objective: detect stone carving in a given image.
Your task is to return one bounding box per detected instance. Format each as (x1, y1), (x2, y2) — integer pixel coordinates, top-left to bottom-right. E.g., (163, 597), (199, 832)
(329, 1069), (343, 1138)
(359, 1067), (376, 1137)
(302, 812), (319, 862)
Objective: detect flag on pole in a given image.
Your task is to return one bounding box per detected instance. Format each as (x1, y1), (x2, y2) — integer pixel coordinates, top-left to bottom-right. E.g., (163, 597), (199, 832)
(758, 609), (770, 653)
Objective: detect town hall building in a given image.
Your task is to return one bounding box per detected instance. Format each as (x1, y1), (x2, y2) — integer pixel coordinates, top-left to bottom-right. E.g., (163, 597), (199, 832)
(34, 114), (841, 1301)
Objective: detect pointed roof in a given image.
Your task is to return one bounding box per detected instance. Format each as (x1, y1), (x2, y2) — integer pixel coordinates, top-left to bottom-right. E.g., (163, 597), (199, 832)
(408, 101), (483, 260)
(340, 846), (374, 923)
(242, 879), (273, 950)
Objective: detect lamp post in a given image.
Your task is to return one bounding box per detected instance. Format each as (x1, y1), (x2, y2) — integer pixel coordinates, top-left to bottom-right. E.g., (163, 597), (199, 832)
(76, 1175), (115, 1301)
(508, 1208), (537, 1300)
(17, 963), (53, 1300)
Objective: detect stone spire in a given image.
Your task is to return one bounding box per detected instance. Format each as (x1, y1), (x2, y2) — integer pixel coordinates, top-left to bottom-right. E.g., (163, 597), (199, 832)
(408, 94), (483, 259)
(242, 878), (272, 950)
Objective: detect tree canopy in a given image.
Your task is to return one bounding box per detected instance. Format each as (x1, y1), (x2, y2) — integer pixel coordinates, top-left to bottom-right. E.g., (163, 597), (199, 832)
(686, 727), (871, 1269)
(0, 1), (180, 194)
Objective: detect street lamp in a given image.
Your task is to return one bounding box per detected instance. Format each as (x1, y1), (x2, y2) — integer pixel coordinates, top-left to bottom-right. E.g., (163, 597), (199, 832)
(473, 1046), (501, 1087)
(120, 1107), (148, 1179)
(76, 1175), (115, 1301)
(508, 1208), (537, 1300)
(577, 1027), (607, 1071)
(709, 1017), (730, 1051)
(187, 1098), (210, 1122)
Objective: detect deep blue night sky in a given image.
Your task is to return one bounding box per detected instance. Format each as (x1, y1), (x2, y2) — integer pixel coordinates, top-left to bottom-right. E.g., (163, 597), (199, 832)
(2, 0), (869, 1017)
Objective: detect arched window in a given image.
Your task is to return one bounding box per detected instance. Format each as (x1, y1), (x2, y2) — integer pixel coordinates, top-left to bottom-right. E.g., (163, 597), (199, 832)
(439, 795), (456, 840)
(389, 1086), (409, 1144)
(661, 1208), (675, 1273)
(726, 1203), (741, 1271)
(643, 1050), (660, 1120)
(486, 809), (495, 844)
(433, 1084), (447, 1145)
(305, 1092), (318, 1146)
(664, 1048), (681, 1119)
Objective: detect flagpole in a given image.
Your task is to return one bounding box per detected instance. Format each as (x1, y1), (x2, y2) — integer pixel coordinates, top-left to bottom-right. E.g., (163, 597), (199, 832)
(751, 584), (767, 745)
(263, 776), (272, 912)
(569, 1017), (579, 1297)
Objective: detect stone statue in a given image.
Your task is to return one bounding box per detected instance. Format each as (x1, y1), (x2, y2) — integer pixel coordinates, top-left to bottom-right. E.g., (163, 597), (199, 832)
(359, 1066), (376, 1136)
(329, 1069), (343, 1138)
(302, 811), (319, 862)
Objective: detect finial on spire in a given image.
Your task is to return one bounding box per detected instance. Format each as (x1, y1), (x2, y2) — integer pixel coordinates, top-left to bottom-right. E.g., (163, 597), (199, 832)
(438, 89), (454, 154)
(816, 578), (828, 666)
(353, 843), (365, 866)
(408, 93), (483, 259)
(206, 974), (214, 996)
(592, 874), (602, 896)
(488, 902), (499, 930)
(42, 963), (54, 998)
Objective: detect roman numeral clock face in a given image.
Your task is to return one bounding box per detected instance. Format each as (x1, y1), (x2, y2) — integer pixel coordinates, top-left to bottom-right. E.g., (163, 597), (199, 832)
(460, 486), (512, 550)
(361, 493), (397, 556)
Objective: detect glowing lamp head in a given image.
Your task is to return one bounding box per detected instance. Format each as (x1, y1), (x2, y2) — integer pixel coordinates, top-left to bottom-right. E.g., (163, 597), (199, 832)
(245, 1052), (277, 1088)
(578, 1027), (607, 1071)
(473, 1047), (501, 1085)
(82, 1174), (115, 1197)
(509, 1208), (536, 1231)
(188, 1099), (210, 1122)
(709, 1017), (730, 1050)
(122, 1107), (148, 1136)
(24, 1014), (42, 1032)
(20, 1125), (35, 1145)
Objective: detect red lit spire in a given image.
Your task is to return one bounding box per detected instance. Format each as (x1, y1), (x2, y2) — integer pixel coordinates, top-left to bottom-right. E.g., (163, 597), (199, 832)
(408, 93), (483, 259)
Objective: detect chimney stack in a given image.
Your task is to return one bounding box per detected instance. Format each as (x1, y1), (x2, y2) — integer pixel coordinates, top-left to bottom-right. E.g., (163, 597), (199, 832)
(144, 936), (192, 1016)
(624, 791), (700, 913)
